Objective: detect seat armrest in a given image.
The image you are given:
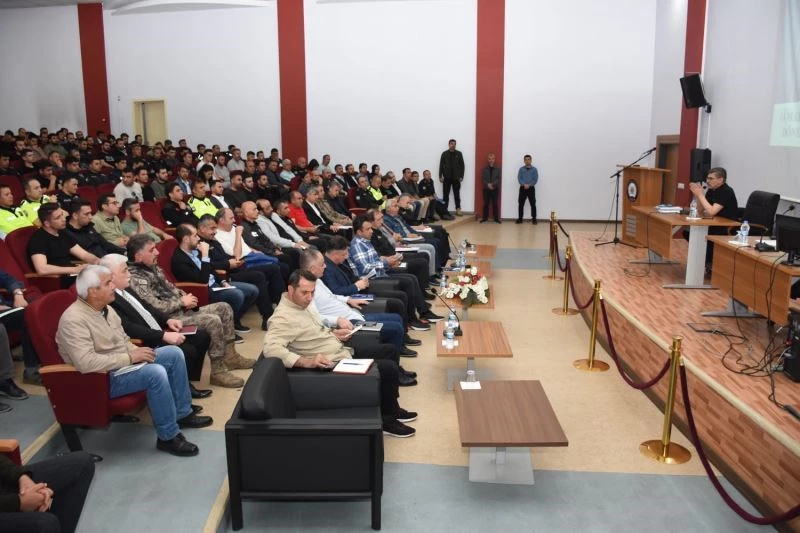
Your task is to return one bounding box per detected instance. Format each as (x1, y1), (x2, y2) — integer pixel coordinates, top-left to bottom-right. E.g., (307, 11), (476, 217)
(360, 298), (388, 313)
(287, 365), (380, 410)
(39, 366), (112, 426)
(24, 273), (63, 294)
(369, 279), (401, 291)
(176, 282), (209, 307)
(0, 440), (21, 465)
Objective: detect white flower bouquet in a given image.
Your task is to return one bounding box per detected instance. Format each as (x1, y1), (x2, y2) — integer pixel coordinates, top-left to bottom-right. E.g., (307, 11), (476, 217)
(440, 266), (490, 307)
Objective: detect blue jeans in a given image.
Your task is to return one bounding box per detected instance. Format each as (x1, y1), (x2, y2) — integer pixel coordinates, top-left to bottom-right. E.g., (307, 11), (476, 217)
(109, 346), (192, 441)
(210, 282), (259, 324)
(362, 312), (405, 349)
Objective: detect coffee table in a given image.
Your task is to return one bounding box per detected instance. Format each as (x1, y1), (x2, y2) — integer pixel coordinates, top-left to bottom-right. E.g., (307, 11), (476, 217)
(436, 321), (512, 389)
(465, 244), (496, 259)
(455, 380), (568, 484)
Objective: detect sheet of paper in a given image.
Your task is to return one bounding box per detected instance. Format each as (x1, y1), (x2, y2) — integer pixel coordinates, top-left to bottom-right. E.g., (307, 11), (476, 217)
(460, 381), (481, 390)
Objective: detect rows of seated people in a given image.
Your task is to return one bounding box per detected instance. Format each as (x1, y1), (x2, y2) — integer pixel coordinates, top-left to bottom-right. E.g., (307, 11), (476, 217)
(0, 125), (463, 473)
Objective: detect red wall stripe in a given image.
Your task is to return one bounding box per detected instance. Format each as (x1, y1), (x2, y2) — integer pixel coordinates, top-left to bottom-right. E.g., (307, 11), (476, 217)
(675, 0), (707, 205)
(277, 0), (308, 161)
(77, 3), (111, 136)
(474, 0), (505, 218)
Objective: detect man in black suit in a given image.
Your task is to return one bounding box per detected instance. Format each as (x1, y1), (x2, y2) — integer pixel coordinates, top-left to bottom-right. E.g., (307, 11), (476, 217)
(99, 253), (213, 399)
(302, 185), (349, 238)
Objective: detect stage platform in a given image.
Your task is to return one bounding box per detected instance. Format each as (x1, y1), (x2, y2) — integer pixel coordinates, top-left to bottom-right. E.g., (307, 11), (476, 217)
(569, 231), (800, 532)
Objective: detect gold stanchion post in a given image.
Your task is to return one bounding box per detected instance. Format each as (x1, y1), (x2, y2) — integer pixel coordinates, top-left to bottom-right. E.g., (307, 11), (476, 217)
(543, 213), (564, 280)
(552, 245), (578, 315)
(544, 211), (555, 259)
(573, 280), (610, 371)
(640, 336), (692, 464)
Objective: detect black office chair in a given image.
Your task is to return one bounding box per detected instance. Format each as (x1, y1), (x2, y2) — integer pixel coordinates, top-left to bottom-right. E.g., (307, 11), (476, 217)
(727, 190), (780, 237)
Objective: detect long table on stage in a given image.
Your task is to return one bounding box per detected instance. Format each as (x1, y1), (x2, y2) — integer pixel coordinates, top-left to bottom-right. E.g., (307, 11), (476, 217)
(630, 206), (740, 289)
(567, 230), (800, 531)
(704, 235), (800, 326)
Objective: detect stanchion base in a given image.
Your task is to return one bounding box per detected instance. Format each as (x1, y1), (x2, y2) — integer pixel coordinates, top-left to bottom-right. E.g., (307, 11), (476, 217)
(573, 359), (610, 372)
(639, 440), (692, 464)
(542, 275), (565, 281)
(552, 307), (579, 315)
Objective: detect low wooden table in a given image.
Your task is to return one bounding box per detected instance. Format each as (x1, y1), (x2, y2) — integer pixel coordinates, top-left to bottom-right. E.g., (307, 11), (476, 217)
(436, 321), (512, 389)
(434, 282), (494, 320)
(465, 244), (497, 260)
(455, 380), (568, 484)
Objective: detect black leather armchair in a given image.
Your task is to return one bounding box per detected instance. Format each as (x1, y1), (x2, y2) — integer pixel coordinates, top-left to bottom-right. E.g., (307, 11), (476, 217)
(727, 190), (780, 236)
(225, 356), (384, 531)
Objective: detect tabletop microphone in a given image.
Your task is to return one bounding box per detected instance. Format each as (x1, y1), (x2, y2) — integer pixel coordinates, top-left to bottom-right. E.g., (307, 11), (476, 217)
(642, 147), (656, 156)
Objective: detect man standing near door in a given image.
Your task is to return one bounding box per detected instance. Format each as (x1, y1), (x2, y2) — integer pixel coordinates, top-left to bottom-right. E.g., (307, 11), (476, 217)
(438, 139), (465, 216)
(480, 153), (501, 223)
(517, 154), (538, 224)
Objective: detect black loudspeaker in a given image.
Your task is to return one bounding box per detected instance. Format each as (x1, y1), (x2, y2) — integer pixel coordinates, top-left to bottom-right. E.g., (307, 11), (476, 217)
(680, 73), (708, 109)
(689, 148), (711, 183)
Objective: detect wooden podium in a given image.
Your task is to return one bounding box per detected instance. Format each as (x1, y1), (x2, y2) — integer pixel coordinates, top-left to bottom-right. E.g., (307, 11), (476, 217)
(619, 165), (669, 246)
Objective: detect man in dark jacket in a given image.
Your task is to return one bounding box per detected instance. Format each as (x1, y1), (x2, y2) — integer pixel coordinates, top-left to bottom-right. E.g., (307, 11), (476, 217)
(480, 153), (501, 223)
(438, 139), (465, 215)
(65, 200), (126, 258)
(100, 253), (212, 399)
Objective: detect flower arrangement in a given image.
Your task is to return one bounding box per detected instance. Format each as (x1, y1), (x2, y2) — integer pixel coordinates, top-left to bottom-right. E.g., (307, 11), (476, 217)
(440, 266), (490, 307)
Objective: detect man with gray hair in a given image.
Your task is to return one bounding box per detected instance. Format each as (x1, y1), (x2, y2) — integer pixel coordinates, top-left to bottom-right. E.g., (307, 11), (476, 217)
(56, 265), (212, 456)
(126, 234), (255, 389)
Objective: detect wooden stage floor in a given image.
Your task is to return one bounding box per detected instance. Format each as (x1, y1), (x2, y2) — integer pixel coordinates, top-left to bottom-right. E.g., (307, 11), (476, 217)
(569, 231), (800, 530)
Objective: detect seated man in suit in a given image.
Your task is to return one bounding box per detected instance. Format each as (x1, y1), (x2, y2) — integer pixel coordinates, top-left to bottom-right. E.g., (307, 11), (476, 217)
(366, 209), (434, 289)
(301, 187), (347, 237)
(27, 203), (100, 286)
(126, 234), (255, 389)
(349, 215), (441, 325)
(100, 253), (213, 399)
(237, 203), (298, 275)
(65, 200), (126, 258)
(0, 448), (94, 533)
(171, 223), (258, 334)
(196, 214), (284, 331)
(253, 199), (310, 253)
(161, 182), (197, 228)
(56, 266), (212, 456)
(385, 197), (449, 269)
(263, 270), (417, 438)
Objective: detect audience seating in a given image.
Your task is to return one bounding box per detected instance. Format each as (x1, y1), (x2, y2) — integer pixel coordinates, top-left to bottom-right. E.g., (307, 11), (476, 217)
(225, 356), (383, 531)
(29, 290), (148, 461)
(139, 200), (169, 232)
(96, 183), (115, 196)
(154, 238), (209, 307)
(4, 226), (63, 293)
(0, 439), (21, 465)
(0, 174), (23, 201)
(77, 186), (99, 212)
(347, 188), (366, 216)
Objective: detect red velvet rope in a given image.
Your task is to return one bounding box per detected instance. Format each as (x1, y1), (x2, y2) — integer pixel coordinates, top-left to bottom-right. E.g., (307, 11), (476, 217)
(599, 299), (670, 390)
(557, 220), (570, 238)
(566, 262), (595, 310)
(553, 232), (567, 272)
(679, 366), (800, 525)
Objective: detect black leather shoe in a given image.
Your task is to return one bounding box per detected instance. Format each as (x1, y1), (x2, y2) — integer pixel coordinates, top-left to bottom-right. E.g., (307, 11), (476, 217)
(398, 373), (418, 387)
(403, 335), (422, 346)
(177, 414), (213, 429)
(399, 367), (417, 379)
(261, 318), (269, 331)
(399, 347), (417, 357)
(156, 433), (199, 457)
(190, 384), (212, 399)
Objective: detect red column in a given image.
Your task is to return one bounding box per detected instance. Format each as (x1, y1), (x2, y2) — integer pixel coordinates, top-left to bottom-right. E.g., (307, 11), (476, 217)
(277, 0), (308, 161)
(474, 0), (505, 218)
(675, 0), (707, 205)
(77, 3), (111, 136)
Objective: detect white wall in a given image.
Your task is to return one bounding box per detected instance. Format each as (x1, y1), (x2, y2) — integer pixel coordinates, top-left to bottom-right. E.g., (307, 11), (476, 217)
(503, 0), (657, 220)
(103, 4), (281, 153)
(702, 0), (800, 204)
(304, 0), (478, 210)
(649, 0), (687, 142)
(0, 6), (86, 132)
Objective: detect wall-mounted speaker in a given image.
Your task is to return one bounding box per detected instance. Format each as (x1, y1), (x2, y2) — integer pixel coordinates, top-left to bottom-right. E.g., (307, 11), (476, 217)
(680, 73), (708, 109)
(690, 148), (711, 183)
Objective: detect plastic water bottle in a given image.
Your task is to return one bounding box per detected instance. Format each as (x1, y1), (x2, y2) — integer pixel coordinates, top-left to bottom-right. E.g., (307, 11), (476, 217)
(466, 370), (476, 382)
(447, 310), (458, 330)
(445, 327), (455, 349)
(688, 197), (698, 218)
(740, 220), (750, 244)
(439, 275), (448, 294)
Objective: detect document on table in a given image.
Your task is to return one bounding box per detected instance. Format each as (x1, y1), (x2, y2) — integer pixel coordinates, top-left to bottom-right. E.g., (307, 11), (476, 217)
(332, 359), (374, 374)
(460, 381), (481, 390)
(212, 286), (236, 291)
(396, 246), (420, 252)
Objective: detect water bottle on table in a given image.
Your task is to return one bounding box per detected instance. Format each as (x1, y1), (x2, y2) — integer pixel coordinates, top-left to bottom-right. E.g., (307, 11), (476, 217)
(445, 327), (455, 349)
(688, 197), (698, 219)
(739, 220), (750, 244)
(439, 275), (448, 294)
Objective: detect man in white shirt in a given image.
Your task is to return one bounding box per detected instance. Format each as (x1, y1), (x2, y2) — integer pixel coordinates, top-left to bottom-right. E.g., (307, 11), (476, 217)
(213, 154), (230, 188)
(226, 148), (245, 172)
(195, 149), (214, 173)
(279, 159), (295, 184)
(114, 169), (143, 204)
